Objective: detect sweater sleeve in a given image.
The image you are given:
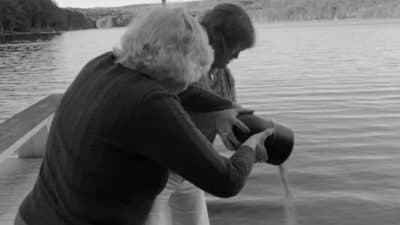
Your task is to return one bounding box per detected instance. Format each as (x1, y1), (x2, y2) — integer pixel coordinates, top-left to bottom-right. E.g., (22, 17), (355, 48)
(134, 93), (255, 198)
(178, 85), (234, 113)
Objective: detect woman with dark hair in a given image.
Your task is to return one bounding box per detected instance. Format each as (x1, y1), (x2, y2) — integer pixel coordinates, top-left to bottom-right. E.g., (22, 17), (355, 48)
(194, 3), (256, 145)
(14, 7), (270, 225)
(147, 3), (262, 225)
(200, 3), (255, 74)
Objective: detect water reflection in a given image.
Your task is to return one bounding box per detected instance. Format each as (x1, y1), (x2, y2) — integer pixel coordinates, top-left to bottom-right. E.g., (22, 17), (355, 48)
(0, 28), (125, 122)
(1, 21), (400, 225)
(0, 35), (62, 122)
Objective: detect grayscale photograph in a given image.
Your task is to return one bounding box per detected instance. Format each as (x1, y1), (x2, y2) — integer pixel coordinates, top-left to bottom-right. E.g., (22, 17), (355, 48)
(0, 0), (399, 225)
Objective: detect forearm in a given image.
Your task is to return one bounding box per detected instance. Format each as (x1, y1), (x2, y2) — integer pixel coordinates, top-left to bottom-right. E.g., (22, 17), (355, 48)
(216, 145), (255, 197)
(136, 95), (255, 197)
(178, 85), (234, 113)
(189, 112), (217, 142)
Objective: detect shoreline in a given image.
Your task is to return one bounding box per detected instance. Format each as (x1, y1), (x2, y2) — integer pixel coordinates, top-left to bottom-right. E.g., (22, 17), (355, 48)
(0, 31), (63, 44)
(0, 31), (62, 37)
(253, 17), (400, 27)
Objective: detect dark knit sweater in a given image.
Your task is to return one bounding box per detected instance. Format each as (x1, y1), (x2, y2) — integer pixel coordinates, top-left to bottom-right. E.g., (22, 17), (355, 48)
(18, 52), (255, 225)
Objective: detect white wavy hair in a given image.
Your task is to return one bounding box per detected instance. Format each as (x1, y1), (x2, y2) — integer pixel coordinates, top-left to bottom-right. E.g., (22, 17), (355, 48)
(114, 7), (214, 91)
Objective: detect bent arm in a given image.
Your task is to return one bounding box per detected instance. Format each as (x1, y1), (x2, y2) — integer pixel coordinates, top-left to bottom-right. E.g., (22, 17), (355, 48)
(178, 85), (234, 113)
(135, 94), (255, 197)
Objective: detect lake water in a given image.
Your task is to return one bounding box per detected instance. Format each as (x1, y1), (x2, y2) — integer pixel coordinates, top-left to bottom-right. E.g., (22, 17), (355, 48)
(1, 20), (400, 225)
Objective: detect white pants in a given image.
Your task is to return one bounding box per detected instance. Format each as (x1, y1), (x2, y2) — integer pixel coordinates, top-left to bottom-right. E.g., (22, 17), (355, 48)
(146, 172), (210, 225)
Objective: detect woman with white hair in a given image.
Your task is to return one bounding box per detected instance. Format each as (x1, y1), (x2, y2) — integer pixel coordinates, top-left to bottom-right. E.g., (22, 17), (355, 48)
(14, 7), (270, 225)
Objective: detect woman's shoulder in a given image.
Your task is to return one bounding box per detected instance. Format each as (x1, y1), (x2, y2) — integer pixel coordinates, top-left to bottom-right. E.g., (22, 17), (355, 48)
(141, 83), (177, 103)
(81, 51), (115, 72)
(120, 73), (177, 105)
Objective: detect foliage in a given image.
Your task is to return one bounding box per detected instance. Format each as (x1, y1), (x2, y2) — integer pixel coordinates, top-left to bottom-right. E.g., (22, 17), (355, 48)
(0, 0), (96, 32)
(77, 0), (400, 28)
(2, 0), (397, 32)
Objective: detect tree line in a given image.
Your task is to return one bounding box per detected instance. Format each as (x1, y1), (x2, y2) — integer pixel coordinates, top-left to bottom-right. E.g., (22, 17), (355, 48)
(241, 0), (400, 21)
(0, 0), (96, 33)
(79, 0), (400, 29)
(2, 0), (397, 32)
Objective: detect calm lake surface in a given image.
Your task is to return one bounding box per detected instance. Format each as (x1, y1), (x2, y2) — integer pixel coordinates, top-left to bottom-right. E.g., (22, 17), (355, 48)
(1, 20), (400, 225)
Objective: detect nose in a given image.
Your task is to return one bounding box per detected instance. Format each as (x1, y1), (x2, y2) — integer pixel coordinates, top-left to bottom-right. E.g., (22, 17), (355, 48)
(232, 52), (240, 59)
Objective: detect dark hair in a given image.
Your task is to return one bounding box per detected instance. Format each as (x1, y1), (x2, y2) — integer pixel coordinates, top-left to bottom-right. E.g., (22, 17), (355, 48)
(200, 3), (255, 50)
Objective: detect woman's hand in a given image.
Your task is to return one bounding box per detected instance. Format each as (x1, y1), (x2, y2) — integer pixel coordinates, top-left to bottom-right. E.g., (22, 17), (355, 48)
(214, 106), (254, 150)
(242, 129), (274, 163)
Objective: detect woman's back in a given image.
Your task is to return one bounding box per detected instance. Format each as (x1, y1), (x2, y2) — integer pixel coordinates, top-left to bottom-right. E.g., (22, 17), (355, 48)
(19, 52), (171, 225)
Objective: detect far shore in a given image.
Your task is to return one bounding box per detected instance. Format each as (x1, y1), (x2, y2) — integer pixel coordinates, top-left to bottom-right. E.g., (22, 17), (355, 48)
(252, 17), (400, 25)
(0, 31), (62, 36)
(0, 31), (63, 43)
(1, 17), (399, 39)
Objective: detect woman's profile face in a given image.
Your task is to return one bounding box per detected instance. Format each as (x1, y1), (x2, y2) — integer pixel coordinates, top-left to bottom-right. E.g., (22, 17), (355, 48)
(213, 40), (245, 68)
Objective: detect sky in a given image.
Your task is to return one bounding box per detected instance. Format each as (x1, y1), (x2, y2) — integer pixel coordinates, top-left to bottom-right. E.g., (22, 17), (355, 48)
(55, 0), (198, 8)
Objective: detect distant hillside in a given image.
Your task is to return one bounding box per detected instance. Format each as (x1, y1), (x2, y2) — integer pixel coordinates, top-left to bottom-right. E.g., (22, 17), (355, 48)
(0, 0), (96, 33)
(73, 4), (156, 28)
(76, 0), (400, 29)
